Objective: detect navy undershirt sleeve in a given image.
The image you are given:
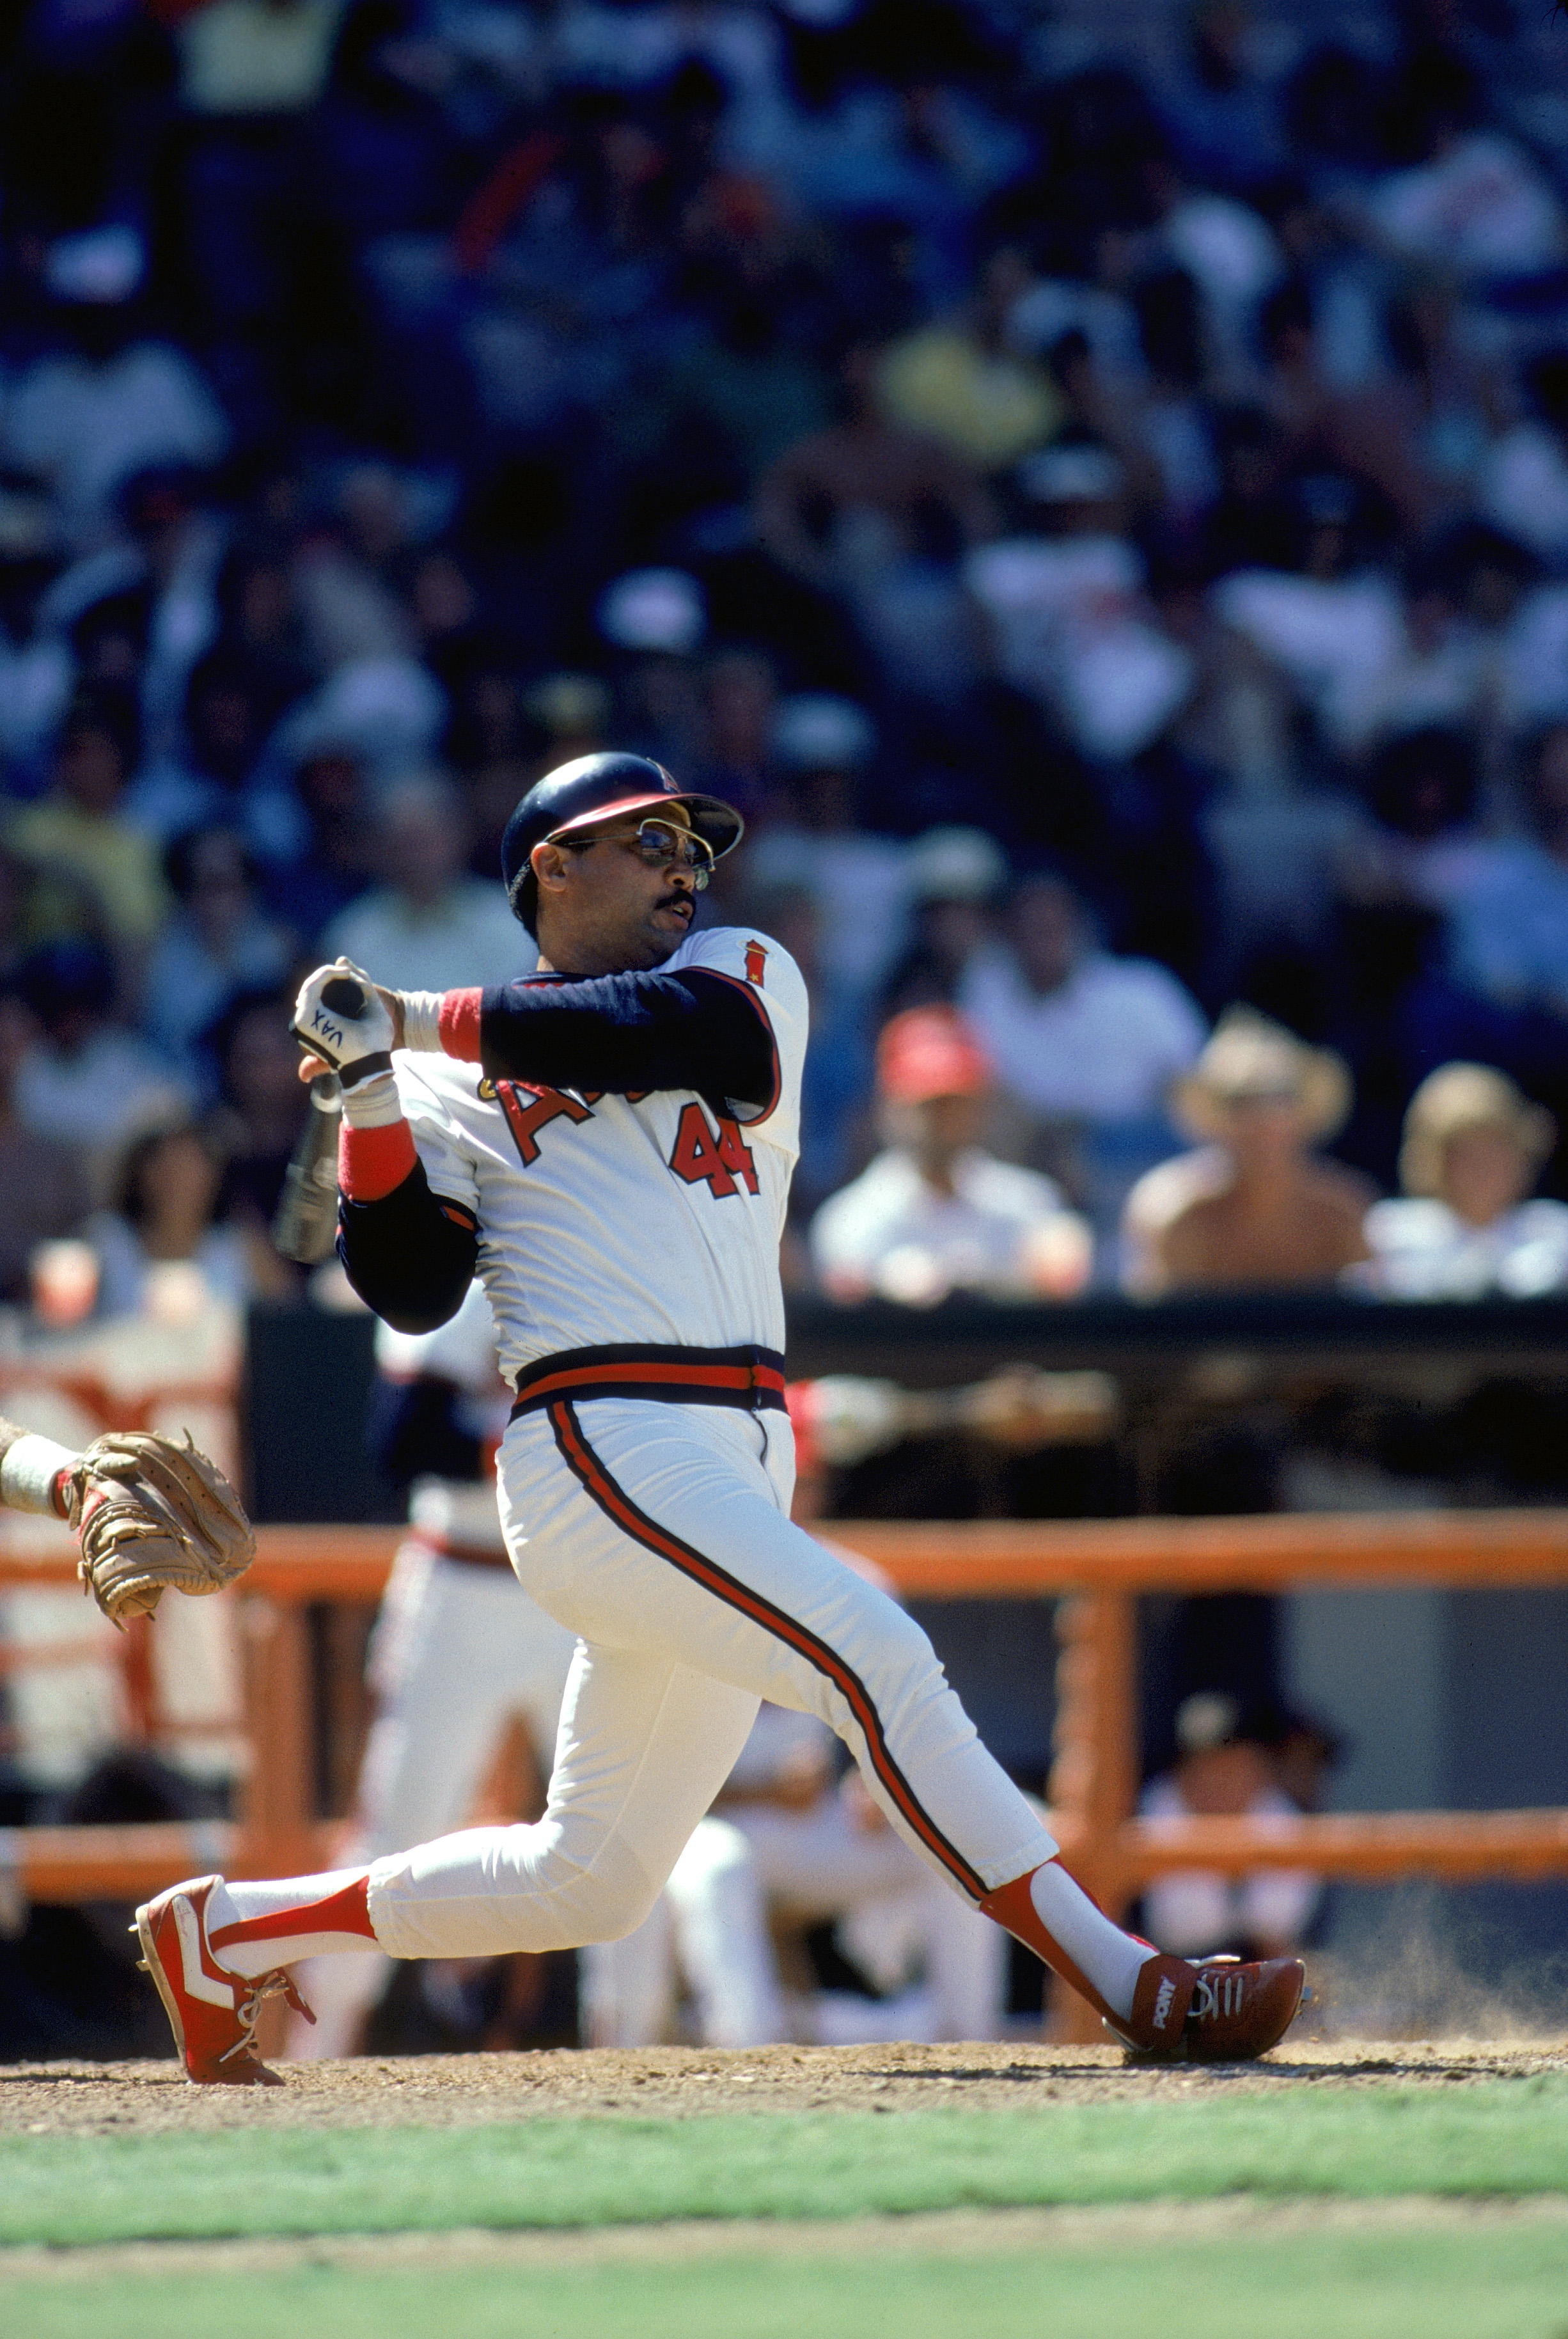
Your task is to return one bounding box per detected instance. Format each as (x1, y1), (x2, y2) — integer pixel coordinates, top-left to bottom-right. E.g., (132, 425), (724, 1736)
(338, 1160), (478, 1335)
(476, 968), (772, 1111)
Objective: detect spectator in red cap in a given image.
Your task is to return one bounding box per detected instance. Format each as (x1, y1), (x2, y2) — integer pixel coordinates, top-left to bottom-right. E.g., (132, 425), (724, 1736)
(810, 1006), (1091, 1305)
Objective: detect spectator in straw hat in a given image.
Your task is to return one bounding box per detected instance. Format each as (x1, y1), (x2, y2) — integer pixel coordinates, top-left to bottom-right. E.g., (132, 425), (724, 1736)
(810, 1005), (1090, 1306)
(1360, 1065), (1568, 1300)
(1121, 1007), (1372, 1295)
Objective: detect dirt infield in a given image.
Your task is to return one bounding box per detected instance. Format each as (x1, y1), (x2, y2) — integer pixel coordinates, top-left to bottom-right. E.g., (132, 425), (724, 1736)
(3, 2038), (1565, 2138)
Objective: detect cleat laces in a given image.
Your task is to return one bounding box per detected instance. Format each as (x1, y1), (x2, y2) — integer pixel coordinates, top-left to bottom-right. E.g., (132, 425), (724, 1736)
(216, 1969), (317, 2067)
(1189, 1956), (1245, 2028)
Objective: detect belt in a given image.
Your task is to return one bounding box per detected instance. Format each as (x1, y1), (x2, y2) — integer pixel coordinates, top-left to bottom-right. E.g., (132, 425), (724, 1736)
(511, 1342), (787, 1421)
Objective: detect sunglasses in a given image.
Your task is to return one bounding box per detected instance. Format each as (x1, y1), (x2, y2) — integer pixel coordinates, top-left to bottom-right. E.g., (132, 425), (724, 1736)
(551, 817), (715, 887)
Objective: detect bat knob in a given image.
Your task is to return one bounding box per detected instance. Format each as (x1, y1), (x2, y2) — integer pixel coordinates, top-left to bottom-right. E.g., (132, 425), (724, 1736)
(320, 977), (368, 1017)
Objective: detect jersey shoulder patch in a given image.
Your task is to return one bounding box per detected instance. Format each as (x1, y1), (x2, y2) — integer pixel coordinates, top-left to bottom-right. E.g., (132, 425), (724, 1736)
(675, 923), (797, 991)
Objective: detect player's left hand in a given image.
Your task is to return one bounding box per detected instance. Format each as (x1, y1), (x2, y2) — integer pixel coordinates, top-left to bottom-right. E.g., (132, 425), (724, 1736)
(292, 959), (404, 1083)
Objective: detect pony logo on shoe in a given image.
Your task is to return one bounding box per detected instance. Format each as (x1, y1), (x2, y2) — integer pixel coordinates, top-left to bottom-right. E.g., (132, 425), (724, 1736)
(1152, 1974), (1177, 2030)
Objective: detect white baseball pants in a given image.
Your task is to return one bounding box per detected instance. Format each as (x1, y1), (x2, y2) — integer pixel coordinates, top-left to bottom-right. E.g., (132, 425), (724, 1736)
(366, 1396), (1056, 1962)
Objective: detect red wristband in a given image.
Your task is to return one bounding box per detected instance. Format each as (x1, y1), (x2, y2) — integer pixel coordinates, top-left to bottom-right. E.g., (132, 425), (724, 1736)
(439, 989), (483, 1062)
(340, 1119), (418, 1201)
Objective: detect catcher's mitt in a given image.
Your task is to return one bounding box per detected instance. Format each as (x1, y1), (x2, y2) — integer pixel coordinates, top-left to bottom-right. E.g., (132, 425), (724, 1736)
(65, 1430), (256, 1628)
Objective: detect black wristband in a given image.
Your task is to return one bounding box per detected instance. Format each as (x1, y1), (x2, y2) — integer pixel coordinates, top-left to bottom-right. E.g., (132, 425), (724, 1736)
(338, 1051), (395, 1089)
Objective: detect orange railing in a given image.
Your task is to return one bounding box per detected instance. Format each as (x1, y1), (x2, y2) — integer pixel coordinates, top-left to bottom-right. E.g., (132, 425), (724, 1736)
(4, 1509), (1568, 2044)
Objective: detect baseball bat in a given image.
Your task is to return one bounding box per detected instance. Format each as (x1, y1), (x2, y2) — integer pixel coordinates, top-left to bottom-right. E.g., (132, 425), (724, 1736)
(797, 1369), (1120, 1467)
(271, 1073), (344, 1264)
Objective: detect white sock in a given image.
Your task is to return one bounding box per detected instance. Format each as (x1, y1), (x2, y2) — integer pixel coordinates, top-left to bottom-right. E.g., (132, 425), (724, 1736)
(1028, 1862), (1154, 2022)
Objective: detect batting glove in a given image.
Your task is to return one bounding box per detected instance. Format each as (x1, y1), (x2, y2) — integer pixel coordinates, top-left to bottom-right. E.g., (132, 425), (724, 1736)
(292, 960), (402, 1126)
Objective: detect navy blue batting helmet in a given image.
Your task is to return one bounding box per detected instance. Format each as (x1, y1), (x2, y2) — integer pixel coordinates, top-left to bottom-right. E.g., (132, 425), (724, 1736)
(500, 752), (743, 931)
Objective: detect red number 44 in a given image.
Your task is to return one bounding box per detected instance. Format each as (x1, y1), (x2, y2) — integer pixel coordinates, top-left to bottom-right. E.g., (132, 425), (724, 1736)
(669, 1101), (760, 1197)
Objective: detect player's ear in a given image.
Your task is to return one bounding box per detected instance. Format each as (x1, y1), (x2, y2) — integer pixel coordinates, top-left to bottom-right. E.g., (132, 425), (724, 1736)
(531, 839), (571, 902)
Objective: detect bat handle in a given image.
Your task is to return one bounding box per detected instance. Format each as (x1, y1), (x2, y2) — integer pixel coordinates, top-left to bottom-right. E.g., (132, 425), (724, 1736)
(272, 1076), (346, 1263)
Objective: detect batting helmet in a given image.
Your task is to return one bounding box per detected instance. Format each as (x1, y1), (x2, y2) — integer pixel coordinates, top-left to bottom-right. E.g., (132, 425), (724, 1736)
(500, 752), (744, 933)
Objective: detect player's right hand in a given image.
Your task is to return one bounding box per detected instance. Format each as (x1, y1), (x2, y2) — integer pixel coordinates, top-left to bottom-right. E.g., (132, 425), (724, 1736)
(291, 959), (400, 1087)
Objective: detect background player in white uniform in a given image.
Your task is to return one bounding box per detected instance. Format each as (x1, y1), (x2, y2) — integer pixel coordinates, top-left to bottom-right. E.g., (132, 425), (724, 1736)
(134, 751), (1303, 2083)
(590, 1696), (1011, 2047)
(290, 1279), (577, 2058)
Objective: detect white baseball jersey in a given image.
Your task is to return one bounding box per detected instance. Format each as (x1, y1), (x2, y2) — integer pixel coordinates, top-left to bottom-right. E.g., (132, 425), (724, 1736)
(390, 926), (808, 1384)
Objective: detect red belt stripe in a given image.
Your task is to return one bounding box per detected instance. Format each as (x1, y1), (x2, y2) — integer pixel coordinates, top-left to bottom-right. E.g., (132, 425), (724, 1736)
(512, 1343), (787, 1419)
(547, 1397), (986, 1902)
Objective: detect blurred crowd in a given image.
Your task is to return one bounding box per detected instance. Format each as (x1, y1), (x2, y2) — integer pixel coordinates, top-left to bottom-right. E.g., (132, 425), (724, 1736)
(6, 0), (1568, 1318)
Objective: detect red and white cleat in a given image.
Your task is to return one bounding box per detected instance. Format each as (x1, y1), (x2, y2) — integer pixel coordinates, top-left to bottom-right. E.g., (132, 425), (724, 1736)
(1109, 1951), (1306, 2063)
(134, 1875), (315, 2086)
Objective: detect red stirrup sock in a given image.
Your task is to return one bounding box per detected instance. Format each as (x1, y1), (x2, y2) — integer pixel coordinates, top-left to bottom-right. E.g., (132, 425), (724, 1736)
(205, 1870), (379, 1979)
(978, 1859), (1154, 2026)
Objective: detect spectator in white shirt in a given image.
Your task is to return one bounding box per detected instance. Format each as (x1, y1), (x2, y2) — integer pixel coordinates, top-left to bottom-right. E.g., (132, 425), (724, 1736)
(959, 872), (1206, 1243)
(810, 1005), (1090, 1307)
(3, 296), (230, 553)
(86, 1112), (286, 1318)
(746, 696), (909, 1010)
(1479, 354), (1568, 569)
(964, 445), (1195, 764)
(142, 826), (295, 1081)
(322, 770), (535, 993)
(1360, 1064), (1568, 1300)
(960, 874), (1207, 1124)
(1446, 721), (1568, 1016)
(10, 939), (189, 1201)
(1369, 124), (1566, 283)
(1140, 1692), (1322, 1962)
(1338, 727), (1491, 918)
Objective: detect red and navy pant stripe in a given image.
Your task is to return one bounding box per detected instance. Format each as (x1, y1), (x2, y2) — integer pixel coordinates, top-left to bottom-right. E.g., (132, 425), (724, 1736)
(547, 1397), (987, 1902)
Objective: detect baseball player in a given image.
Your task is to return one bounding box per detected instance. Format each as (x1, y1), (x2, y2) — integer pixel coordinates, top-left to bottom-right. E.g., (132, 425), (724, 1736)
(134, 750), (1305, 2083)
(301, 1303), (1028, 2056)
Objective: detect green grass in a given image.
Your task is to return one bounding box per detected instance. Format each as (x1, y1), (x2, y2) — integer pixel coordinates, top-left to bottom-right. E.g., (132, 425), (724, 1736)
(8, 2224), (1568, 2339)
(4, 2081), (1568, 2248)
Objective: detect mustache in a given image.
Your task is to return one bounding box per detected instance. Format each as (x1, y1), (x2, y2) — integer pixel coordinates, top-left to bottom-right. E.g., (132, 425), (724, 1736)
(657, 889), (694, 916)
